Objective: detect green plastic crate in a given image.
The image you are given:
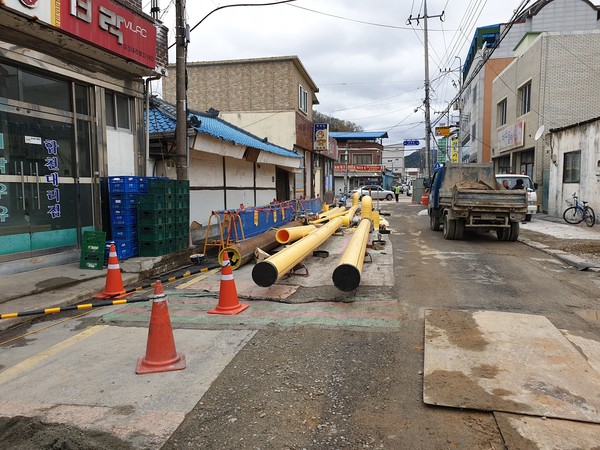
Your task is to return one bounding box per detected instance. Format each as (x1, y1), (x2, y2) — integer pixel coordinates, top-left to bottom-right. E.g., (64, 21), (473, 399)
(176, 209), (189, 224)
(176, 180), (190, 194)
(147, 178), (168, 193)
(138, 239), (168, 257)
(82, 231), (106, 254)
(175, 194), (190, 209)
(139, 223), (166, 240)
(138, 193), (175, 209)
(79, 252), (104, 270)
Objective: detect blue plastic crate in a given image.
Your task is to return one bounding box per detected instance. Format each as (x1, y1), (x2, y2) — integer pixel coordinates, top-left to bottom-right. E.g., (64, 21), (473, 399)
(113, 240), (138, 260)
(112, 224), (137, 241)
(138, 178), (148, 193)
(111, 211), (137, 226)
(109, 176), (139, 193)
(110, 193), (138, 210)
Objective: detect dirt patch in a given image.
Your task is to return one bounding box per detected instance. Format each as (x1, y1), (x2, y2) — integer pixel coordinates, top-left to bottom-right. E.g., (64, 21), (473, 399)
(520, 229), (600, 266)
(426, 309), (488, 351)
(0, 416), (134, 450)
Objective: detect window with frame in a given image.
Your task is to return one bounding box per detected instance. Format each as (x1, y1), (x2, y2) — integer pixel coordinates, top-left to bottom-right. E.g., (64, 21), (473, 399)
(353, 154), (372, 164)
(563, 150), (581, 183)
(519, 82), (531, 115)
(0, 61), (71, 111)
(497, 99), (507, 126)
(339, 153), (348, 163)
(105, 91), (131, 130)
(471, 123), (477, 142)
(298, 85), (308, 114)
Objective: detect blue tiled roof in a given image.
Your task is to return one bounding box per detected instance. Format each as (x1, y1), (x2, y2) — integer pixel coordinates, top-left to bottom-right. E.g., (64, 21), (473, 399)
(148, 98), (300, 159)
(329, 131), (389, 140)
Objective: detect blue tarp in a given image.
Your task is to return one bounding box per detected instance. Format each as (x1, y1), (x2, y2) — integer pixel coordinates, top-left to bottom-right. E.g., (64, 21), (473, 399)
(211, 198), (322, 240)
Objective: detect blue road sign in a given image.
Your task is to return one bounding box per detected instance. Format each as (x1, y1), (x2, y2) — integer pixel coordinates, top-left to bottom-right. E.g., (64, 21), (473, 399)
(403, 140), (420, 146)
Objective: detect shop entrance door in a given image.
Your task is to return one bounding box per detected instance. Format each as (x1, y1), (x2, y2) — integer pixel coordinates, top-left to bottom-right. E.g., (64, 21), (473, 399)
(0, 111), (93, 259)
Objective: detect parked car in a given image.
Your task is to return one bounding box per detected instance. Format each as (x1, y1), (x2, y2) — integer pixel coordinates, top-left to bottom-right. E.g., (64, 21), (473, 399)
(351, 185), (395, 201)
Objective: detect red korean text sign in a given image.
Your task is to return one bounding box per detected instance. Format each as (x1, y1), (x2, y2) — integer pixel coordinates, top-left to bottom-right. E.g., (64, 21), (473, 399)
(59, 0), (157, 69)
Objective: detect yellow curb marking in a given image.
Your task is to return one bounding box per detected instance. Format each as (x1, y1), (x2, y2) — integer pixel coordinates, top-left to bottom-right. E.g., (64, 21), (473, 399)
(0, 325), (108, 384)
(176, 268), (220, 289)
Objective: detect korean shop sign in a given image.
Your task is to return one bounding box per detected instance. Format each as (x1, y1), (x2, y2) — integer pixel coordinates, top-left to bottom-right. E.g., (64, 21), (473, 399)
(4, 0), (157, 69)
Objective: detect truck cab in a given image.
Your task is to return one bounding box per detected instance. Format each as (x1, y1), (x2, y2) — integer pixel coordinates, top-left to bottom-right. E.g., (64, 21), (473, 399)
(495, 174), (538, 221)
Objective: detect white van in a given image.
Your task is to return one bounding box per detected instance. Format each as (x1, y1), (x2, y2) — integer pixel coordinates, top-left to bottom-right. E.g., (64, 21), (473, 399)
(495, 174), (538, 221)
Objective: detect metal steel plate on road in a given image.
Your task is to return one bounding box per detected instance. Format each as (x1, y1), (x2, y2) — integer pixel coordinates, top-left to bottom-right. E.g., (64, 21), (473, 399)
(423, 309), (600, 424)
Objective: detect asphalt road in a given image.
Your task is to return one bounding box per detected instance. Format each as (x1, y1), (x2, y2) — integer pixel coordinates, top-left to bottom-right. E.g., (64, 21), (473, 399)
(1, 200), (599, 449)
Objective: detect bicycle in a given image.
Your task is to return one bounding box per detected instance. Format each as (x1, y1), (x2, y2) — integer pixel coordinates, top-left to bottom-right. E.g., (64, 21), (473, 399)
(563, 192), (595, 227)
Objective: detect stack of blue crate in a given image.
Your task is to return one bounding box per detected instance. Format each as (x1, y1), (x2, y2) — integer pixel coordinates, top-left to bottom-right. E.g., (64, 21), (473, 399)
(109, 176), (147, 260)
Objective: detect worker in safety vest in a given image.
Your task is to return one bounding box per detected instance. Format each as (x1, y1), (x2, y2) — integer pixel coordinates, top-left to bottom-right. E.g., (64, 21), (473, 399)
(394, 184), (401, 202)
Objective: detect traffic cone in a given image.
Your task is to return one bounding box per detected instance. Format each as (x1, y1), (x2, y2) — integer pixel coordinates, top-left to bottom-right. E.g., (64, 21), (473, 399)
(95, 243), (133, 299)
(208, 252), (250, 315)
(136, 281), (186, 374)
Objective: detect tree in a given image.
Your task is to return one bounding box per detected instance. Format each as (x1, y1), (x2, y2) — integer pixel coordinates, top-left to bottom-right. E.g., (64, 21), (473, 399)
(313, 111), (364, 132)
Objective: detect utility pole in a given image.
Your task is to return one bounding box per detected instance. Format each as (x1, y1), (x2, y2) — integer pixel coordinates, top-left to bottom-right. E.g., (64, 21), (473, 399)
(407, 1), (444, 179)
(175, 0), (188, 180)
(344, 142), (349, 194)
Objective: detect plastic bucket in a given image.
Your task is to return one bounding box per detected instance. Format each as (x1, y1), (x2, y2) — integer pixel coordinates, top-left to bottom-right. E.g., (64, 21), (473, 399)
(421, 193), (429, 206)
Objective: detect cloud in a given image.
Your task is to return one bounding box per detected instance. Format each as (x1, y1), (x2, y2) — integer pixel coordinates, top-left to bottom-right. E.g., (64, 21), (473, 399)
(156, 0), (517, 144)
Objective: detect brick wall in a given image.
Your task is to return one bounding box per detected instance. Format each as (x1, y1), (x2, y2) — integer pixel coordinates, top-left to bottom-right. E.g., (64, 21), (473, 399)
(164, 57), (315, 119)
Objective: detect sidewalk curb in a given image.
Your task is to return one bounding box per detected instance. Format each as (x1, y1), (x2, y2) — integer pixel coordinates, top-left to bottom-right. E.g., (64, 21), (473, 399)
(519, 237), (600, 272)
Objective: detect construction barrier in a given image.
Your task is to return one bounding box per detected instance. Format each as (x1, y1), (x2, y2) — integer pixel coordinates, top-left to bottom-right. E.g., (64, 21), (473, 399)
(208, 252), (249, 315)
(95, 243), (134, 299)
(0, 264), (221, 320)
(136, 281), (186, 374)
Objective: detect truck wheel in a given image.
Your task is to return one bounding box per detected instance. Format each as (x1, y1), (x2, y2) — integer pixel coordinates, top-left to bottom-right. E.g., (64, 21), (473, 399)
(496, 222), (519, 241)
(454, 219), (465, 240)
(496, 227), (510, 241)
(386, 194), (393, 201)
(430, 213), (441, 231)
(508, 221), (520, 241)
(442, 214), (456, 240)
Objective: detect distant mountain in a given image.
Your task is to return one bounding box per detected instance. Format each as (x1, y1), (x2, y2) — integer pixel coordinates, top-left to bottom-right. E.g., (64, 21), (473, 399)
(404, 148), (425, 169)
(405, 147), (441, 172)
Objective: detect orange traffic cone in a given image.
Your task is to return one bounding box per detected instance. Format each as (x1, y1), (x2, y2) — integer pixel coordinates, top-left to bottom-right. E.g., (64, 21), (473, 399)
(208, 252), (250, 315)
(136, 280), (186, 374)
(95, 243), (133, 299)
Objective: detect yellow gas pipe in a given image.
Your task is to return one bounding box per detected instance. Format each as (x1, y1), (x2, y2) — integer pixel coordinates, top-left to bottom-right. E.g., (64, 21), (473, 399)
(318, 206), (344, 219)
(252, 217), (343, 287)
(332, 196), (373, 292)
(276, 225), (317, 244)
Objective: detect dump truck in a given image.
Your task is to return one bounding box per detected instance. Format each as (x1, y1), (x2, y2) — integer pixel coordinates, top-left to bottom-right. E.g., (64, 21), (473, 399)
(427, 163), (528, 241)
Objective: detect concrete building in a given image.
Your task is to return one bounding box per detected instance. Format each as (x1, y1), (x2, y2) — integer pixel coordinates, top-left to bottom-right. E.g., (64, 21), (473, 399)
(0, 1), (167, 273)
(490, 31), (600, 213)
(458, 0), (600, 164)
(382, 143), (405, 181)
(330, 132), (389, 193)
(544, 117), (600, 216)
(161, 56), (335, 202)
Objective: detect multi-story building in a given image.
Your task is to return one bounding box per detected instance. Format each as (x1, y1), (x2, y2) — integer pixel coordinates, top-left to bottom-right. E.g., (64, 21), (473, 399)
(491, 31), (600, 213)
(330, 132), (389, 193)
(0, 1), (167, 273)
(458, 0), (600, 164)
(382, 143), (405, 181)
(162, 56), (335, 202)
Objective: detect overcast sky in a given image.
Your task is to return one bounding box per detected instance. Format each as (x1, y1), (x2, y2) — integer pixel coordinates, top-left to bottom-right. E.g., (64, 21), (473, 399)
(151, 0), (526, 145)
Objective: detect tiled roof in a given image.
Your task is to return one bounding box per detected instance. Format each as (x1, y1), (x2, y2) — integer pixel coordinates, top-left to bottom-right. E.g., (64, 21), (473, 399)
(148, 98), (301, 159)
